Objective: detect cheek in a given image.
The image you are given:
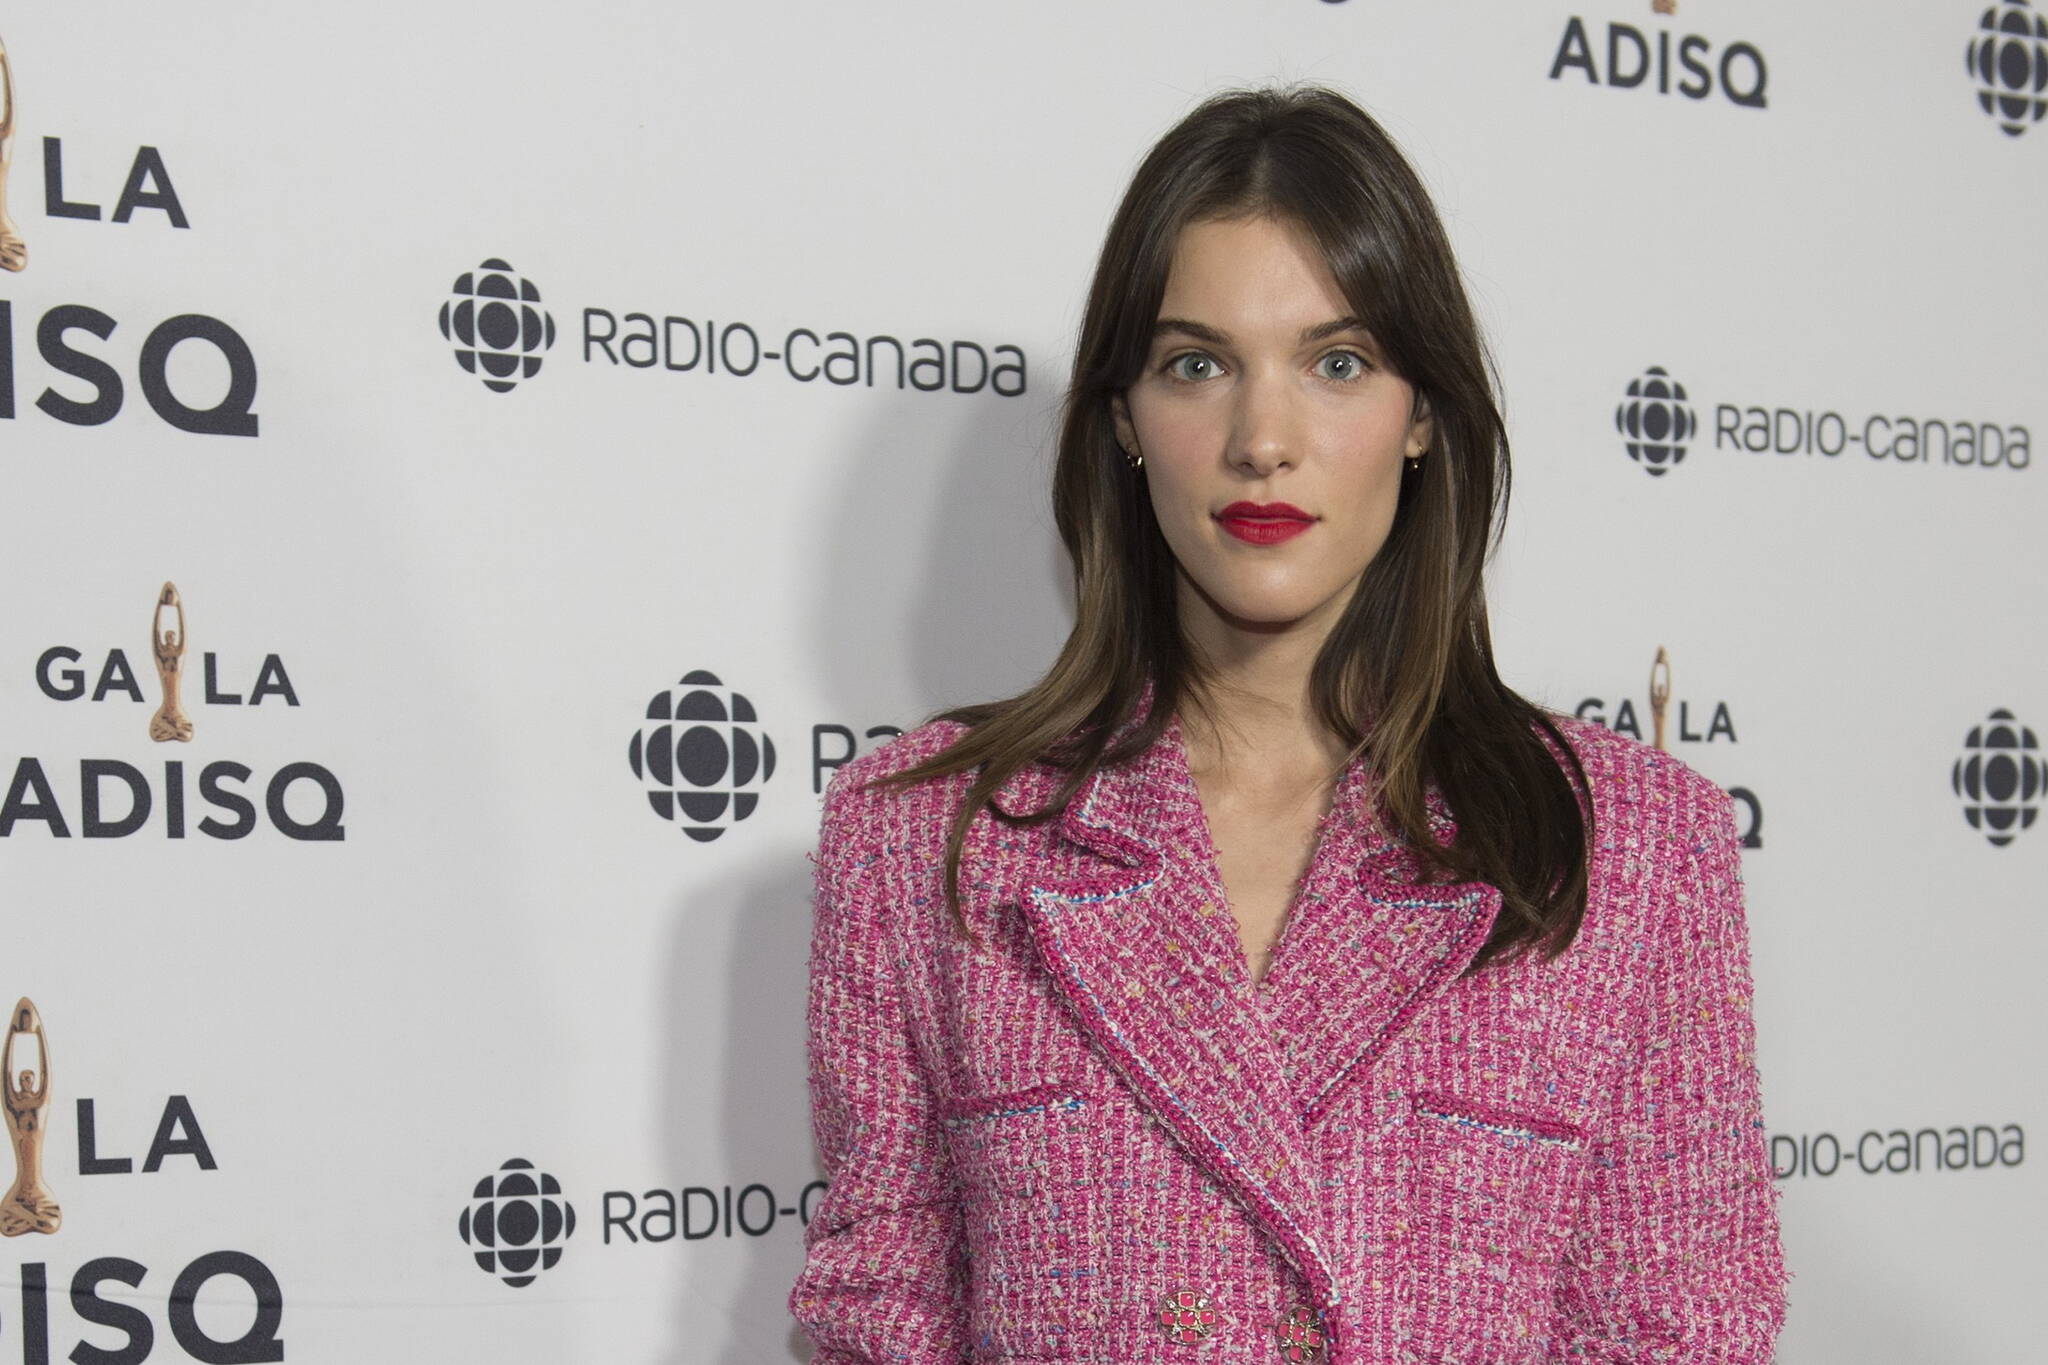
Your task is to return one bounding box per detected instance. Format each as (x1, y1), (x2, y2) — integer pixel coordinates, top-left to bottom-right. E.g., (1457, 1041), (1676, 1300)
(1141, 467), (1209, 562)
(1317, 401), (1415, 470)
(1130, 422), (1218, 528)
(1321, 485), (1402, 583)
(1322, 414), (1413, 506)
(1134, 401), (1221, 464)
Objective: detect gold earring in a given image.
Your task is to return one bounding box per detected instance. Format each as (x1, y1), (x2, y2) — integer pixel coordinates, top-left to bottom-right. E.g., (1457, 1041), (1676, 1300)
(1123, 444), (1143, 471)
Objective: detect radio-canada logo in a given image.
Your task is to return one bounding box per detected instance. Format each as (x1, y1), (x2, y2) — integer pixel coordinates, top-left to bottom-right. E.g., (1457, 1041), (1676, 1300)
(1615, 366), (1698, 477)
(1607, 362), (2030, 475)
(438, 258), (557, 394)
(459, 1158), (577, 1287)
(1953, 708), (2045, 845)
(1968, 2), (2048, 137)
(628, 670), (778, 842)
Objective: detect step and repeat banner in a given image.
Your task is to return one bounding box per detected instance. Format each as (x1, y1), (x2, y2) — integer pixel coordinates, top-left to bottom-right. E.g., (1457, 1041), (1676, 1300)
(0, 2), (2041, 1362)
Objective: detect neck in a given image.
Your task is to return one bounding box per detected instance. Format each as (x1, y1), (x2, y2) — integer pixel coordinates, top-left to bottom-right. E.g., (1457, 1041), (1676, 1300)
(1173, 570), (1355, 788)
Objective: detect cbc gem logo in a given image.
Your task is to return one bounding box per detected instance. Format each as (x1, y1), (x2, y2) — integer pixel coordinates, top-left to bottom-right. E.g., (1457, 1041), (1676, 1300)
(438, 258), (558, 393)
(627, 670), (778, 843)
(1953, 708), (2045, 845)
(1969, 2), (2048, 137)
(1614, 366), (1698, 477)
(459, 1158), (577, 1287)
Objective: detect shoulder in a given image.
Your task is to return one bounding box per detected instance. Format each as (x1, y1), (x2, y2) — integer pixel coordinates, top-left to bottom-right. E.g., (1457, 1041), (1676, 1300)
(1536, 709), (1739, 851)
(814, 717), (977, 873)
(1531, 713), (1751, 968)
(823, 716), (975, 807)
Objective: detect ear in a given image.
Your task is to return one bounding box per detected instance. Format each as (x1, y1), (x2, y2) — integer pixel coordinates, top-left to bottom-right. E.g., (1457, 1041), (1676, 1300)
(1111, 392), (1138, 458)
(1407, 391), (1435, 457)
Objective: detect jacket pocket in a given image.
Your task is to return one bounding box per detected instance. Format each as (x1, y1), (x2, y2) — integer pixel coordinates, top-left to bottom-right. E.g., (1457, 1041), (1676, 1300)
(1399, 1089), (1593, 1359)
(1409, 1089), (1588, 1151)
(940, 1072), (1115, 1350)
(939, 1072), (1102, 1203)
(939, 1077), (1096, 1129)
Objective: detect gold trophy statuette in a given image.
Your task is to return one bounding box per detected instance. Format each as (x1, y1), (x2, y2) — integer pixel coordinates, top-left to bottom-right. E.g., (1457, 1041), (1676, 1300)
(0, 32), (23, 273)
(1648, 645), (1672, 752)
(149, 581), (194, 742)
(2, 998), (59, 1237)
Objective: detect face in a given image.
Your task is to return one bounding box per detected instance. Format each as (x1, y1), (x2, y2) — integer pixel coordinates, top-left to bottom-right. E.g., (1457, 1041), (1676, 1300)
(1112, 213), (1431, 648)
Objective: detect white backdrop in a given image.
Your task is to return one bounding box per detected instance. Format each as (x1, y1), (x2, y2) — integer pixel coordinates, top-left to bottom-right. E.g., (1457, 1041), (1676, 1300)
(0, 2), (2042, 1361)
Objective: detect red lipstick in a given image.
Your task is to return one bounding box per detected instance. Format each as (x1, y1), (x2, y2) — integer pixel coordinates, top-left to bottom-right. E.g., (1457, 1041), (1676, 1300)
(1214, 501), (1316, 545)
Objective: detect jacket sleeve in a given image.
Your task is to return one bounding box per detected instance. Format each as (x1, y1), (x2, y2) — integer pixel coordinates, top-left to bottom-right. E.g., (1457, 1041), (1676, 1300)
(788, 768), (970, 1363)
(1549, 783), (1791, 1362)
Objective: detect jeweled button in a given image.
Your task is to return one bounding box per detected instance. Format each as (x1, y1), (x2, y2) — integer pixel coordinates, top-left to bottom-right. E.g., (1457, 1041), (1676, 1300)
(1156, 1287), (1219, 1344)
(1273, 1304), (1325, 1361)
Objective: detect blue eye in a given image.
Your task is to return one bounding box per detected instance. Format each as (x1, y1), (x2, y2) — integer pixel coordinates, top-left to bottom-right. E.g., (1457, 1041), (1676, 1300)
(1165, 352), (1219, 382)
(1318, 350), (1370, 382)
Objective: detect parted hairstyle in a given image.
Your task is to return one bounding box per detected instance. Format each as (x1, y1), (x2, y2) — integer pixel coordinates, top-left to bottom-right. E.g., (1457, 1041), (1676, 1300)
(867, 83), (1594, 975)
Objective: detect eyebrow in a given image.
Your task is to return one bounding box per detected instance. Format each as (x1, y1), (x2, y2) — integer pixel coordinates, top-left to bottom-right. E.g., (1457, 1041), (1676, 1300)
(1151, 315), (1377, 348)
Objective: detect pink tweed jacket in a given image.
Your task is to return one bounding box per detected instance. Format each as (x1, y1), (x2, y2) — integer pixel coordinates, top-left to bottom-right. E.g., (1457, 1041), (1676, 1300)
(789, 696), (1789, 1364)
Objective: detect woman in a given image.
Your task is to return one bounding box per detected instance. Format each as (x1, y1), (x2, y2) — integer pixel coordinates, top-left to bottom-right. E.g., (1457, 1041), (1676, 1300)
(789, 84), (1788, 1363)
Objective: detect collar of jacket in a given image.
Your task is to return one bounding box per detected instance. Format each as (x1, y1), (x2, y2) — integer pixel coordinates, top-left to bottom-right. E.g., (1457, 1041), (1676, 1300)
(1002, 679), (1504, 1340)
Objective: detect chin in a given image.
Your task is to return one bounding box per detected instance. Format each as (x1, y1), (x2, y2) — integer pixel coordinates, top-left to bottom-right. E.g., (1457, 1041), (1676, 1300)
(1176, 558), (1352, 627)
(1207, 587), (1340, 629)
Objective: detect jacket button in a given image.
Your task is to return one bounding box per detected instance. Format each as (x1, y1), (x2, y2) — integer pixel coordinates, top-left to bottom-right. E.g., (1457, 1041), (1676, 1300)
(1155, 1287), (1220, 1344)
(1272, 1304), (1326, 1361)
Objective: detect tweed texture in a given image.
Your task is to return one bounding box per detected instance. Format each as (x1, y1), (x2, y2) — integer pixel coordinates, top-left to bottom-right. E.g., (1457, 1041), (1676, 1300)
(789, 691), (1789, 1364)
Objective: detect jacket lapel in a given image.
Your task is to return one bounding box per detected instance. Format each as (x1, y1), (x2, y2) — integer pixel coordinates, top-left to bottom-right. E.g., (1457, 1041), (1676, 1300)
(1257, 767), (1504, 1129)
(1007, 692), (1506, 1323)
(1012, 708), (1347, 1316)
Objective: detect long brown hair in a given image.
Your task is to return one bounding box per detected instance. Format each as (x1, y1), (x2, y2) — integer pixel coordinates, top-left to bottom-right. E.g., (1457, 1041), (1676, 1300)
(870, 83), (1593, 974)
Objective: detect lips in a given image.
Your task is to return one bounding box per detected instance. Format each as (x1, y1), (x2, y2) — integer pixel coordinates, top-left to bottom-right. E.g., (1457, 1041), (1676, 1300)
(1214, 501), (1316, 545)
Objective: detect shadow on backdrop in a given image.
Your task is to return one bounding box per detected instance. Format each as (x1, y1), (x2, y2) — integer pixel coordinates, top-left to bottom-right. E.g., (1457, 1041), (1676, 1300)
(654, 384), (1075, 1359)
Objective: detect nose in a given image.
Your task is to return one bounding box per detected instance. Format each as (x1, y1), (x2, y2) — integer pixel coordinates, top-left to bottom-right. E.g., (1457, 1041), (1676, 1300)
(1230, 363), (1298, 477)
